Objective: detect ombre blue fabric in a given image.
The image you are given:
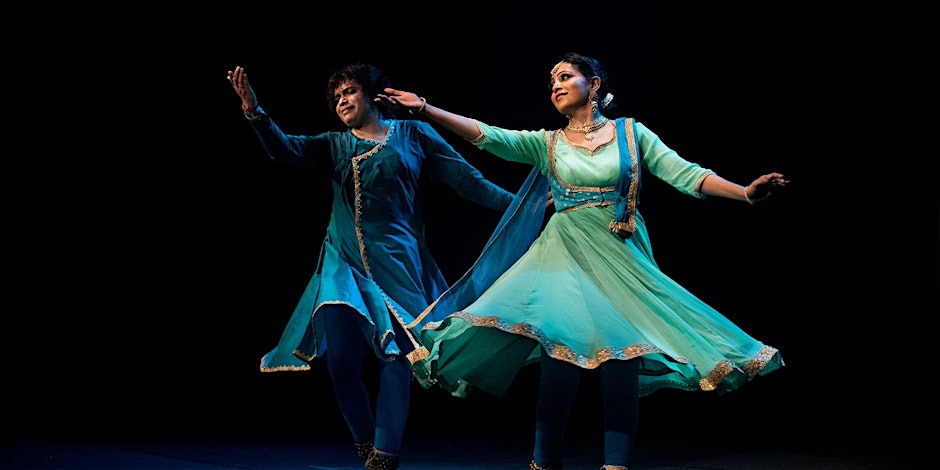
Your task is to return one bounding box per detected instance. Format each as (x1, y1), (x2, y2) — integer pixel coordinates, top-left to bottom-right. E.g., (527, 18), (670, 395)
(248, 116), (516, 372)
(414, 166), (550, 329)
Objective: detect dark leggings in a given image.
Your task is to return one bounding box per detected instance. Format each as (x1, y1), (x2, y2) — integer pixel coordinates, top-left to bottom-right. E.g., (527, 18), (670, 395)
(534, 353), (639, 468)
(323, 305), (411, 455)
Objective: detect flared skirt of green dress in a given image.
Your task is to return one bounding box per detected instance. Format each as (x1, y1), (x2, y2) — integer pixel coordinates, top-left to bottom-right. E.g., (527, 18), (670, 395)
(415, 204), (783, 398)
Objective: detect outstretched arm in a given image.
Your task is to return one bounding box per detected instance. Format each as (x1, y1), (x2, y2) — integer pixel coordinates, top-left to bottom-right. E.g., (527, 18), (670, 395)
(700, 172), (789, 204)
(376, 88), (483, 141)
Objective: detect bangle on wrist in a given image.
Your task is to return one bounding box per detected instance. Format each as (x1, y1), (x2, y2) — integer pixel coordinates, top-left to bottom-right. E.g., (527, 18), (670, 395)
(743, 186), (754, 205)
(243, 104), (265, 121)
(409, 97), (427, 115)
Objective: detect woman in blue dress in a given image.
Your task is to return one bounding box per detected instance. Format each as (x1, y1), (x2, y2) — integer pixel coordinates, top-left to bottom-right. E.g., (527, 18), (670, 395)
(377, 52), (788, 470)
(227, 63), (515, 470)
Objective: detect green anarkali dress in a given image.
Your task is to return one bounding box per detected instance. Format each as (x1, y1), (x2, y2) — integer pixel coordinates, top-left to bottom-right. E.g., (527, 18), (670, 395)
(412, 118), (784, 399)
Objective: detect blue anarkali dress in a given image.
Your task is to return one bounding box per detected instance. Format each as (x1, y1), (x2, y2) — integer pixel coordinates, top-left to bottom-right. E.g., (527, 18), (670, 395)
(248, 116), (515, 371)
(412, 118), (784, 398)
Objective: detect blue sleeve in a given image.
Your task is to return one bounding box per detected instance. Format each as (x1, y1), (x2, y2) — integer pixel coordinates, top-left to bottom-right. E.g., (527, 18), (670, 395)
(248, 112), (333, 171)
(413, 120), (515, 211)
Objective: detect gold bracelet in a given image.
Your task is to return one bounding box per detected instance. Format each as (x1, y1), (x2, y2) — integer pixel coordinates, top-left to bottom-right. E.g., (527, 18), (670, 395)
(243, 105), (265, 121)
(743, 186), (754, 205)
(409, 97), (427, 115)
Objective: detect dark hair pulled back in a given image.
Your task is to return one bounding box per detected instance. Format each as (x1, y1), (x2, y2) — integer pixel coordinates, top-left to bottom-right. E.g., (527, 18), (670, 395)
(555, 52), (619, 115)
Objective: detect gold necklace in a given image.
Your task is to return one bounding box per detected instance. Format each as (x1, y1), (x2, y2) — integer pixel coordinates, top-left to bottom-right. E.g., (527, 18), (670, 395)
(565, 117), (609, 141)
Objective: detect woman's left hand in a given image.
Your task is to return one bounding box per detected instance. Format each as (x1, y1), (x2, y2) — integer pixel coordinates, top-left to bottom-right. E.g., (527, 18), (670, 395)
(747, 172), (789, 203)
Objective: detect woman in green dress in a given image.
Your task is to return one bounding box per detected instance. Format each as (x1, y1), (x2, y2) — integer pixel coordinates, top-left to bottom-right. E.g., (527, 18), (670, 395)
(376, 52), (788, 470)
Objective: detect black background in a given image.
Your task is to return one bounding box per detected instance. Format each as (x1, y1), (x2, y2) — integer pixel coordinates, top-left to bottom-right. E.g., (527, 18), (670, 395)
(7, 0), (936, 458)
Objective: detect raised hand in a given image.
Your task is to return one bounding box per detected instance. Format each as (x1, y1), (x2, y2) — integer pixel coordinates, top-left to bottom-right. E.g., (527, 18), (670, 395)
(226, 66), (258, 110)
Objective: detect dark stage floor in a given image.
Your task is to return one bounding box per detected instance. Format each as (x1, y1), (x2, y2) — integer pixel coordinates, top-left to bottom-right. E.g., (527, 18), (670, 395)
(3, 369), (925, 469)
(1, 432), (913, 470)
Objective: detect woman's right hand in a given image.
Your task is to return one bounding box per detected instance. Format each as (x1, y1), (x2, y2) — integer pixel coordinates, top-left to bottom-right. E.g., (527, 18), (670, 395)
(377, 87), (482, 141)
(375, 88), (424, 113)
(226, 66), (258, 110)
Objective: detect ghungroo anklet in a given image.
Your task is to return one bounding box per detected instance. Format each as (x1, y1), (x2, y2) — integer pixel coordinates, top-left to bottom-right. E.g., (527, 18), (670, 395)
(354, 441), (374, 461)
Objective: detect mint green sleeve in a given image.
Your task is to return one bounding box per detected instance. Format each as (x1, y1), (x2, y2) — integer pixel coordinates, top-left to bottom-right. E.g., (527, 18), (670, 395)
(470, 120), (551, 174)
(636, 121), (714, 198)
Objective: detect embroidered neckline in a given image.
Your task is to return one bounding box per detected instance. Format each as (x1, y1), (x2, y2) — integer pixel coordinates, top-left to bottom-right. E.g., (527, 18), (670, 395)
(350, 121), (395, 145)
(560, 130), (617, 156)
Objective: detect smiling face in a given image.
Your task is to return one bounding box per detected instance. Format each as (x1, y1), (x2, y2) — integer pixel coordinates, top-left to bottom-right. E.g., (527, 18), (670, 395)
(333, 79), (377, 129)
(549, 61), (594, 116)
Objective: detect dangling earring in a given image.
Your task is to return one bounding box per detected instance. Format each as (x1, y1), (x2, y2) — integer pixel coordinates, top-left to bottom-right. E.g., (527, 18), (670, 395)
(589, 88), (598, 114)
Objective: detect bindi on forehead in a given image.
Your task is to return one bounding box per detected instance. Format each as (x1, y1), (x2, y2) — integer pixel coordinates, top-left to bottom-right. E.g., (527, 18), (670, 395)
(549, 62), (581, 83)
